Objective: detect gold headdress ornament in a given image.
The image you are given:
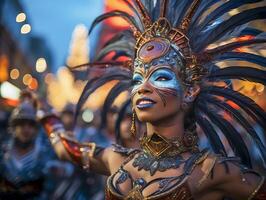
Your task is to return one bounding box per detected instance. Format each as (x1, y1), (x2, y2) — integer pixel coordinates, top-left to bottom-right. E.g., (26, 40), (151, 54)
(132, 0), (206, 86)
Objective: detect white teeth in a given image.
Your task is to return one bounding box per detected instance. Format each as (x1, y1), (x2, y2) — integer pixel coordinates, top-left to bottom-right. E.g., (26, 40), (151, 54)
(139, 100), (153, 105)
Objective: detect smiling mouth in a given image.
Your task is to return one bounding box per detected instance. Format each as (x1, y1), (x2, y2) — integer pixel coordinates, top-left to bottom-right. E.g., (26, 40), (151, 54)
(136, 97), (156, 109)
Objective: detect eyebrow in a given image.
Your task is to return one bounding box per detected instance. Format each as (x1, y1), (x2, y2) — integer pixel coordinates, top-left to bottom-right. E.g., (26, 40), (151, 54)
(133, 64), (179, 82)
(146, 66), (175, 80)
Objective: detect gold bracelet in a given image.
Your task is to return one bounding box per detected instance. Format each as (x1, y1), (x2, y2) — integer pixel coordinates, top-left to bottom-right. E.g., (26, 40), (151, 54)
(49, 132), (61, 145)
(80, 143), (96, 171)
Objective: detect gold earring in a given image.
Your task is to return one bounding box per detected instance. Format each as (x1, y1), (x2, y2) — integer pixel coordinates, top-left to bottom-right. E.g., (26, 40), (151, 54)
(130, 111), (136, 137)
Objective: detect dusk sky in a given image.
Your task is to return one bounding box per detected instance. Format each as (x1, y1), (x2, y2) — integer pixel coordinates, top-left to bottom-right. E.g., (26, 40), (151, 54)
(20, 0), (104, 71)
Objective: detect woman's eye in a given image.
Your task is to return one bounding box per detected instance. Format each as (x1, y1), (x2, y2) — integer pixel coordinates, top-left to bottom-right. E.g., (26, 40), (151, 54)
(155, 76), (170, 81)
(133, 79), (142, 85)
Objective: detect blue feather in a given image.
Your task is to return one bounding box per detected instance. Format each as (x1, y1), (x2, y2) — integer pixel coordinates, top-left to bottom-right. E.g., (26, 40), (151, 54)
(192, 7), (266, 52)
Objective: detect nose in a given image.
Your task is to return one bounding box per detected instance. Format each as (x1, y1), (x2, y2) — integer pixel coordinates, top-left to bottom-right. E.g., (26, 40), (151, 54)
(137, 81), (153, 95)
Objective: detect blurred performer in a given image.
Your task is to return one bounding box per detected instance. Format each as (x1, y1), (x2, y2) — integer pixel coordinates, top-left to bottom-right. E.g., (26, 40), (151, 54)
(0, 92), (92, 200)
(40, 160), (91, 200)
(41, 0), (266, 199)
(101, 106), (119, 143)
(0, 92), (56, 199)
(61, 103), (76, 133)
(60, 106), (107, 200)
(118, 109), (139, 148)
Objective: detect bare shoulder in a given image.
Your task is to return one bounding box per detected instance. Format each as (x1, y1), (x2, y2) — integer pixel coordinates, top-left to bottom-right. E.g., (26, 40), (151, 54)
(104, 144), (140, 174)
(189, 152), (265, 200)
(188, 151), (221, 199)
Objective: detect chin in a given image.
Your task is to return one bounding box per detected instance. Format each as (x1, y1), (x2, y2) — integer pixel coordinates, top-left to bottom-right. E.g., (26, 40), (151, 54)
(136, 110), (161, 123)
(136, 106), (181, 124)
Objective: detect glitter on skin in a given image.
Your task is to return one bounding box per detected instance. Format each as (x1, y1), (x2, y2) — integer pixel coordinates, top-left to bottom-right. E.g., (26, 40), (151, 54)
(132, 67), (183, 106)
(132, 68), (183, 95)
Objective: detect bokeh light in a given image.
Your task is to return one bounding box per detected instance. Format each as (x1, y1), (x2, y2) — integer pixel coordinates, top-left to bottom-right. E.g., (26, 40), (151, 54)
(36, 58), (47, 72)
(28, 78), (38, 90)
(82, 109), (94, 123)
(21, 24), (31, 34)
(23, 74), (32, 85)
(16, 13), (26, 23)
(10, 69), (20, 80)
(0, 81), (20, 100)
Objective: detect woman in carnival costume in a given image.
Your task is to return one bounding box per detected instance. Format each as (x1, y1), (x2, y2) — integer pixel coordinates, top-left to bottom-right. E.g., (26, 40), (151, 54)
(40, 0), (266, 199)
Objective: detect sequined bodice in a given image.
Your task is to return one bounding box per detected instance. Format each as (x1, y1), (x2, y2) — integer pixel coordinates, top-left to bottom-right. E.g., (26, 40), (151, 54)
(105, 149), (209, 200)
(106, 174), (193, 200)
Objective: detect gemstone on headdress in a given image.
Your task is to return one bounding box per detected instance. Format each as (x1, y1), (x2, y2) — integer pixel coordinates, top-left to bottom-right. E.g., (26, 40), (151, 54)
(137, 38), (170, 63)
(146, 45), (154, 51)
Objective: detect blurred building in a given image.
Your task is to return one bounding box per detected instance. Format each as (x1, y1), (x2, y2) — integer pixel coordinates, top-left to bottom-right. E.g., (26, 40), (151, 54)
(45, 14), (129, 112)
(0, 0), (53, 101)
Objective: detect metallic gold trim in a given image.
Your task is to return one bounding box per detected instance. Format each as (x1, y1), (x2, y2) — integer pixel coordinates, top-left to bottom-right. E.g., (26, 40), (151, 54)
(137, 37), (171, 64)
(135, 0), (152, 29)
(180, 0), (202, 32)
(49, 131), (61, 145)
(135, 18), (191, 59)
(248, 176), (265, 200)
(141, 133), (172, 157)
(140, 132), (199, 158)
(80, 143), (96, 171)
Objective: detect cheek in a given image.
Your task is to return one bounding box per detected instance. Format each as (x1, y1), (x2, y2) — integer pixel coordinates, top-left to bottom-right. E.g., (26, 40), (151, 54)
(15, 126), (23, 134)
(166, 94), (182, 109)
(157, 88), (182, 107)
(152, 80), (183, 109)
(153, 80), (183, 95)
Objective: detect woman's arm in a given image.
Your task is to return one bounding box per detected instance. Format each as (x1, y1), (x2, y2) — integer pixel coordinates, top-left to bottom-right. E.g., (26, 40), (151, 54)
(216, 161), (265, 200)
(193, 155), (265, 200)
(200, 156), (265, 200)
(40, 113), (125, 176)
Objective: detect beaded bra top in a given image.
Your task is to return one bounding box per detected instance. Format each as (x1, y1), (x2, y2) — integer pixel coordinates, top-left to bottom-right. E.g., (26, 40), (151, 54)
(105, 152), (208, 200)
(105, 138), (209, 200)
(106, 177), (193, 200)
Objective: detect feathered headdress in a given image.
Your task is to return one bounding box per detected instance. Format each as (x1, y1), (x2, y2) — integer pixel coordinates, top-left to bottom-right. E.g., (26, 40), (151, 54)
(74, 0), (266, 169)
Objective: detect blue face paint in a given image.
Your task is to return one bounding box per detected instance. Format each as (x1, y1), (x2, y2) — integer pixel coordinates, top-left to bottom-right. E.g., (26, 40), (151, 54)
(132, 73), (144, 92)
(149, 69), (181, 92)
(132, 68), (183, 94)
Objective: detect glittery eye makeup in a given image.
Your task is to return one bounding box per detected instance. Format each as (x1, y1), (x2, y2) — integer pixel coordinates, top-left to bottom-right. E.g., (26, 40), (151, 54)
(132, 67), (183, 97)
(132, 73), (144, 92)
(148, 68), (182, 93)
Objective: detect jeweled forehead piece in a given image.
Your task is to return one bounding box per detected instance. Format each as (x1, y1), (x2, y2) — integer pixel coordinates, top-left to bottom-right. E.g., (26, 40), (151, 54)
(133, 18), (191, 71)
(137, 38), (170, 63)
(133, 17), (206, 85)
(135, 18), (192, 61)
